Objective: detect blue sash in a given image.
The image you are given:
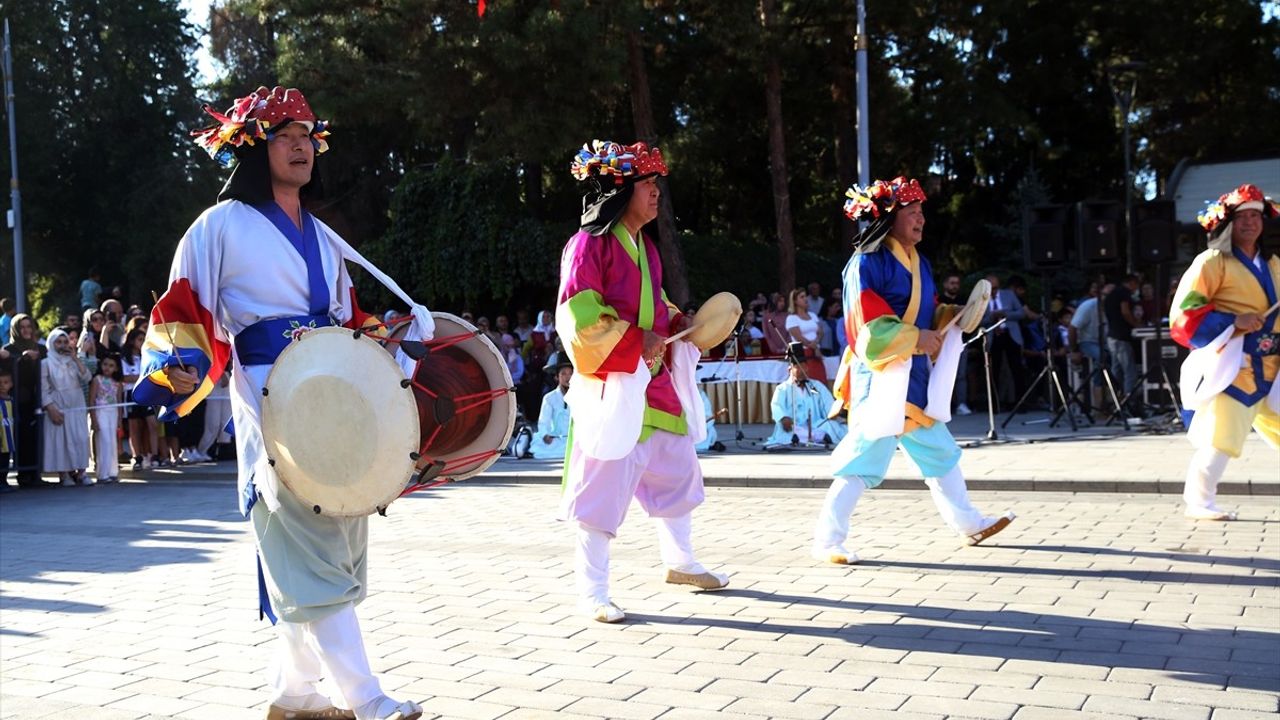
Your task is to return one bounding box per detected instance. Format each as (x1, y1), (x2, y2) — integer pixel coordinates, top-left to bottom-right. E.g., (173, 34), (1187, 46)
(233, 314), (334, 367)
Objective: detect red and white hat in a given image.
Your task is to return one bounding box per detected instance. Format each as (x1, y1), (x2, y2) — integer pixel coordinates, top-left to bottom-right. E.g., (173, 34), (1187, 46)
(192, 85), (331, 167)
(1197, 183), (1278, 234)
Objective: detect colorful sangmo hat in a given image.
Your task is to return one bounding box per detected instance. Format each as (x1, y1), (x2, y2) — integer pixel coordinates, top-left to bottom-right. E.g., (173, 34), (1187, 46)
(1197, 183), (1278, 234)
(571, 140), (668, 186)
(843, 176), (927, 222)
(192, 86), (332, 167)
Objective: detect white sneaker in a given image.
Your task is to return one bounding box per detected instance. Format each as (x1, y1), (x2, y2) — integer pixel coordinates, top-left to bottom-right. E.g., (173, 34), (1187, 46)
(141, 456), (153, 470)
(194, 449), (211, 462)
(955, 403), (973, 416)
(1185, 505), (1237, 521)
(179, 449), (193, 463)
(811, 543), (858, 565)
(590, 602), (626, 623)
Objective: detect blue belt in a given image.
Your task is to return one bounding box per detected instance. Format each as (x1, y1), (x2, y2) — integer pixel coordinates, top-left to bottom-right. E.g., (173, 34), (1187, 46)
(234, 314), (333, 366)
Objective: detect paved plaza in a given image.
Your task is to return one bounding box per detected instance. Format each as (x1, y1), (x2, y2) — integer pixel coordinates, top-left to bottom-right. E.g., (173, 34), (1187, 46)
(1, 462), (1278, 719)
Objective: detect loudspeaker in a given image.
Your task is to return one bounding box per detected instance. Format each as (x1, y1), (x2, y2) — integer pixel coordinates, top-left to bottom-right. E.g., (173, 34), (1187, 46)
(1134, 200), (1177, 264)
(1023, 204), (1071, 269)
(1076, 201), (1122, 265)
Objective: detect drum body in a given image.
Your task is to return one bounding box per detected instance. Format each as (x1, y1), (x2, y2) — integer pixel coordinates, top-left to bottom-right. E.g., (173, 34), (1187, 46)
(262, 327), (419, 517)
(386, 312), (517, 483)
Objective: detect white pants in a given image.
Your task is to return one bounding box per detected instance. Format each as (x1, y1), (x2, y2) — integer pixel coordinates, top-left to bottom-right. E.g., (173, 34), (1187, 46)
(269, 604), (385, 718)
(1183, 447), (1230, 512)
(92, 408), (119, 480)
(574, 513), (699, 608)
(199, 395), (232, 454)
(814, 465), (989, 548)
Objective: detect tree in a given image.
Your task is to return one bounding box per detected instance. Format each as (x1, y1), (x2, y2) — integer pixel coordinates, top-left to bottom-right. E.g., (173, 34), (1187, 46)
(758, 0), (796, 293)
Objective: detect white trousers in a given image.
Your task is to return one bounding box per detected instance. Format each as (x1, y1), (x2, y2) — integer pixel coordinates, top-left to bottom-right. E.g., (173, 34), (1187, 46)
(574, 513), (699, 607)
(92, 408), (119, 480)
(1183, 447), (1230, 512)
(269, 604), (385, 718)
(814, 465), (989, 548)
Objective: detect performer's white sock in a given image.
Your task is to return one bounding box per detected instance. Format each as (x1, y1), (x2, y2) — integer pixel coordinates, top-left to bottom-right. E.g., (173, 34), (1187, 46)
(574, 523), (612, 608)
(1183, 447), (1230, 511)
(268, 618), (326, 705)
(814, 475), (866, 549)
(307, 605), (386, 717)
(655, 513), (702, 573)
(925, 465), (987, 535)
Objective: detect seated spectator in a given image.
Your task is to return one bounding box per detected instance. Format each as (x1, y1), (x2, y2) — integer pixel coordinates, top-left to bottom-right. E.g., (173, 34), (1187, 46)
(532, 362), (572, 460)
(41, 328), (92, 485)
(494, 314), (512, 339)
(785, 288), (827, 382)
(476, 316), (502, 347)
(766, 361), (846, 447)
(735, 309), (765, 356)
(762, 292), (790, 355)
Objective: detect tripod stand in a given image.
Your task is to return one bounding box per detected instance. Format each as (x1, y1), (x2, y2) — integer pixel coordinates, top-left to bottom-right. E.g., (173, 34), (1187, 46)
(1001, 280), (1076, 431)
(962, 318), (1011, 446)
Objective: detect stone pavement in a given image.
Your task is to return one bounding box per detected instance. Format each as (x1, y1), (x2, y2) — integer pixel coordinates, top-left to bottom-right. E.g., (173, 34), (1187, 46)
(481, 412), (1280, 494)
(1, 480), (1277, 719)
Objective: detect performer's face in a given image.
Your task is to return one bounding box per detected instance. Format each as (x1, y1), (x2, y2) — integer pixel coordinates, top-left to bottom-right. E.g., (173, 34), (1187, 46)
(892, 203), (925, 246)
(1231, 208), (1263, 246)
(267, 122), (315, 190)
(625, 176), (661, 227)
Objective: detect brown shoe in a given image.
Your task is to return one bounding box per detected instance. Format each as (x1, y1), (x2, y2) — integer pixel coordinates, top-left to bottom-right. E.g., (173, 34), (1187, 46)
(966, 512), (1015, 546)
(664, 567), (729, 590)
(266, 704), (356, 720)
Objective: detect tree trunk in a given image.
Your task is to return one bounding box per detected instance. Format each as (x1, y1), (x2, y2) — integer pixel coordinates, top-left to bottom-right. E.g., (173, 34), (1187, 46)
(759, 0), (796, 293)
(627, 30), (690, 308)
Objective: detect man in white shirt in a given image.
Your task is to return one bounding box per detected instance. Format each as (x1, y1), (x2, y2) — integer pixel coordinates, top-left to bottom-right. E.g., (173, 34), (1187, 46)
(766, 362), (847, 447)
(533, 362), (573, 460)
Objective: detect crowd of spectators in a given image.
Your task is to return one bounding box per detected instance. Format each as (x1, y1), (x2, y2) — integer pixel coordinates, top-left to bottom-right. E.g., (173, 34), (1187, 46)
(0, 269), (232, 492)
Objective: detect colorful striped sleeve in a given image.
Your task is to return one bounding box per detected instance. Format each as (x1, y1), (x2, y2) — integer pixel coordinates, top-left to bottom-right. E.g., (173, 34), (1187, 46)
(844, 253), (918, 371)
(555, 231), (642, 376)
(1170, 251), (1235, 349)
(133, 212), (232, 421)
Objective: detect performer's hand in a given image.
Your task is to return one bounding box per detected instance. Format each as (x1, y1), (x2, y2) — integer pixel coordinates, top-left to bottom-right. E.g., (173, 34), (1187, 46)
(164, 366), (199, 395)
(916, 329), (942, 356)
(781, 417), (793, 432)
(542, 435), (553, 444)
(642, 330), (664, 366)
(670, 314), (692, 335)
(1234, 313), (1265, 333)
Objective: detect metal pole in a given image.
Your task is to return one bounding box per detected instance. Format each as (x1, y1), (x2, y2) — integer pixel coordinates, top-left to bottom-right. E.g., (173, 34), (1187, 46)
(854, 0), (870, 188)
(3, 19), (25, 312)
(1121, 84), (1133, 274)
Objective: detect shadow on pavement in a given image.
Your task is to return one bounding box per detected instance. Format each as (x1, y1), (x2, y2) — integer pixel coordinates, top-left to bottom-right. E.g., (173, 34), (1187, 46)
(630, 590), (1280, 691)
(998, 543), (1280, 574)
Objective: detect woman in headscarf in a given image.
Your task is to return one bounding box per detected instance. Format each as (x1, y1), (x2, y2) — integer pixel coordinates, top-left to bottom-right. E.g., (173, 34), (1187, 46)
(3, 314), (48, 486)
(41, 328), (92, 485)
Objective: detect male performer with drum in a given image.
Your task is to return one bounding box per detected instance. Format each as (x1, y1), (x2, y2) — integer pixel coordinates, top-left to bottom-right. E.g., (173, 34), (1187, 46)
(134, 86), (425, 720)
(813, 176), (1015, 565)
(556, 140), (729, 624)
(1170, 184), (1280, 521)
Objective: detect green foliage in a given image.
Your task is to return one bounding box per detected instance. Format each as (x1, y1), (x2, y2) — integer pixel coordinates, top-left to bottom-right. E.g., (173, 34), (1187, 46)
(25, 272), (65, 335)
(358, 156), (567, 308)
(0, 0), (222, 308)
(679, 231), (843, 305)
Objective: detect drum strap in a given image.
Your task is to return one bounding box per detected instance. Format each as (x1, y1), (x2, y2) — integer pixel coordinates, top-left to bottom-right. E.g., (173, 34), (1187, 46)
(234, 314), (335, 366)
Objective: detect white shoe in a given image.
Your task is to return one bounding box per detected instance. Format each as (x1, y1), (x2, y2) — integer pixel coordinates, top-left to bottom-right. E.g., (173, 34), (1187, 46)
(82, 476), (97, 486)
(59, 476), (75, 487)
(955, 403), (973, 416)
(812, 543), (858, 565)
(194, 449), (212, 462)
(665, 566), (730, 590)
(589, 602), (626, 623)
(179, 449), (193, 463)
(1185, 505), (1237, 521)
(141, 456), (153, 470)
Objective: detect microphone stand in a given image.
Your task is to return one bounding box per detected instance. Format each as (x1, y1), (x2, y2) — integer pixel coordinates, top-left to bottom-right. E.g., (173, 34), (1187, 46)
(963, 318), (1010, 446)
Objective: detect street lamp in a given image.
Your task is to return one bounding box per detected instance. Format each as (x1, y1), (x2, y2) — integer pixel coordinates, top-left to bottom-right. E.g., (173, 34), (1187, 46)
(1108, 60), (1146, 274)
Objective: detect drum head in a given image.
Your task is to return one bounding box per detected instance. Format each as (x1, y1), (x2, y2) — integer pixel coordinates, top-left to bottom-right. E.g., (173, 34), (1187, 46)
(689, 292), (743, 350)
(262, 327), (419, 517)
(397, 313), (515, 482)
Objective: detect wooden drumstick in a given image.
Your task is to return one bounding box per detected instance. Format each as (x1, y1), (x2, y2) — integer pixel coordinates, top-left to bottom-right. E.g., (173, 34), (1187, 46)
(664, 325), (696, 345)
(150, 290), (188, 372)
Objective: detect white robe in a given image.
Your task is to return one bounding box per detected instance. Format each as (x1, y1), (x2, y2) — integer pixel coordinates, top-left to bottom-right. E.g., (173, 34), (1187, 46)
(532, 387), (571, 460)
(41, 355), (91, 472)
(695, 388), (718, 453)
(767, 378), (847, 446)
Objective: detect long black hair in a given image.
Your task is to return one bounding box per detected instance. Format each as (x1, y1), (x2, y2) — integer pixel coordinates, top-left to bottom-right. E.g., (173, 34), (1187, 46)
(217, 134), (325, 206)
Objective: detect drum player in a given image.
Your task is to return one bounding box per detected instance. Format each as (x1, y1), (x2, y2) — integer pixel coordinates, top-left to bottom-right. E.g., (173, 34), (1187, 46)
(134, 86), (427, 720)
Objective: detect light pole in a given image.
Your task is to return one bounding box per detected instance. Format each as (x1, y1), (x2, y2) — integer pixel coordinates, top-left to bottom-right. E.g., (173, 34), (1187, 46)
(854, 0), (870, 189)
(2, 20), (24, 312)
(1108, 60), (1145, 275)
